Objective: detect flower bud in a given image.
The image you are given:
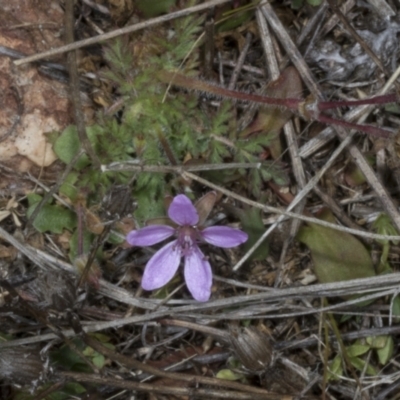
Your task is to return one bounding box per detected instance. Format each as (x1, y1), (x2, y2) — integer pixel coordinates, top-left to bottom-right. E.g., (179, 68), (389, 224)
(228, 326), (273, 372)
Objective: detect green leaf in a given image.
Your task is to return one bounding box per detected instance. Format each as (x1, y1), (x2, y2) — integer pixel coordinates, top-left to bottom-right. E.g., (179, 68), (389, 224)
(385, 103), (400, 115)
(108, 230), (126, 244)
(343, 155), (375, 187)
(69, 229), (95, 262)
(26, 194), (76, 234)
(238, 207), (269, 261)
(327, 354), (343, 381)
(297, 209), (375, 285)
(53, 125), (90, 169)
(291, 0), (303, 8)
(82, 346), (95, 357)
(90, 332), (112, 343)
(216, 369), (243, 381)
(135, 0), (176, 17)
(373, 213), (400, 245)
(260, 162), (289, 186)
(376, 336), (394, 365)
(0, 332), (13, 341)
(216, 10), (254, 32)
(92, 353), (106, 368)
(391, 295), (400, 322)
(227, 357), (243, 369)
(82, 346), (106, 368)
(51, 339), (92, 373)
(134, 185), (165, 225)
(346, 343), (370, 357)
(349, 356), (377, 376)
(366, 336), (394, 365)
(59, 171), (79, 201)
(103, 342), (115, 350)
(15, 382), (87, 400)
(27, 193), (44, 205)
(307, 0), (323, 5)
(366, 335), (387, 349)
(48, 382), (86, 400)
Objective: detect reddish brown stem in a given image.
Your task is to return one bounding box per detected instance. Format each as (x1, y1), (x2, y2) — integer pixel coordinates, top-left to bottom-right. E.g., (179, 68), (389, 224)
(159, 70), (301, 110)
(318, 93), (397, 111)
(159, 71), (395, 138)
(317, 114), (391, 138)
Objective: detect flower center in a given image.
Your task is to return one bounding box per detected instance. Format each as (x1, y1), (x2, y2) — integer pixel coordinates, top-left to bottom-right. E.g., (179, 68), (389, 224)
(176, 225), (198, 256)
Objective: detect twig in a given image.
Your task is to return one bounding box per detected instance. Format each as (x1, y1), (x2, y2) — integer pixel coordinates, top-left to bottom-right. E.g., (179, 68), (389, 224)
(312, 183), (367, 234)
(59, 371), (281, 399)
(101, 161), (263, 173)
(277, 325), (400, 352)
(227, 32), (252, 90)
(256, 7), (307, 285)
(104, 163), (400, 242)
(65, 0), (100, 168)
(14, 0), (233, 66)
(183, 170), (400, 241)
(320, 0), (356, 39)
(2, 274), (400, 348)
(72, 333), (273, 397)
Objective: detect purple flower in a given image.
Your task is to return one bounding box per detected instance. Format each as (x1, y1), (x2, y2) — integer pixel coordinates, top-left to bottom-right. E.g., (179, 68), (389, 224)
(127, 193), (248, 302)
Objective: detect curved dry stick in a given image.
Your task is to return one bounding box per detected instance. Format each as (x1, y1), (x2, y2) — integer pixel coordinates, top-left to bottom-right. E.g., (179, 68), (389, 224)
(14, 0), (233, 66)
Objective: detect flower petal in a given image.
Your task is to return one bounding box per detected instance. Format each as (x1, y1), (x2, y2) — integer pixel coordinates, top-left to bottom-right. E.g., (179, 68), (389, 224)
(141, 240), (181, 290)
(184, 246), (212, 302)
(127, 225), (174, 247)
(201, 226), (248, 248)
(168, 194), (199, 226)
